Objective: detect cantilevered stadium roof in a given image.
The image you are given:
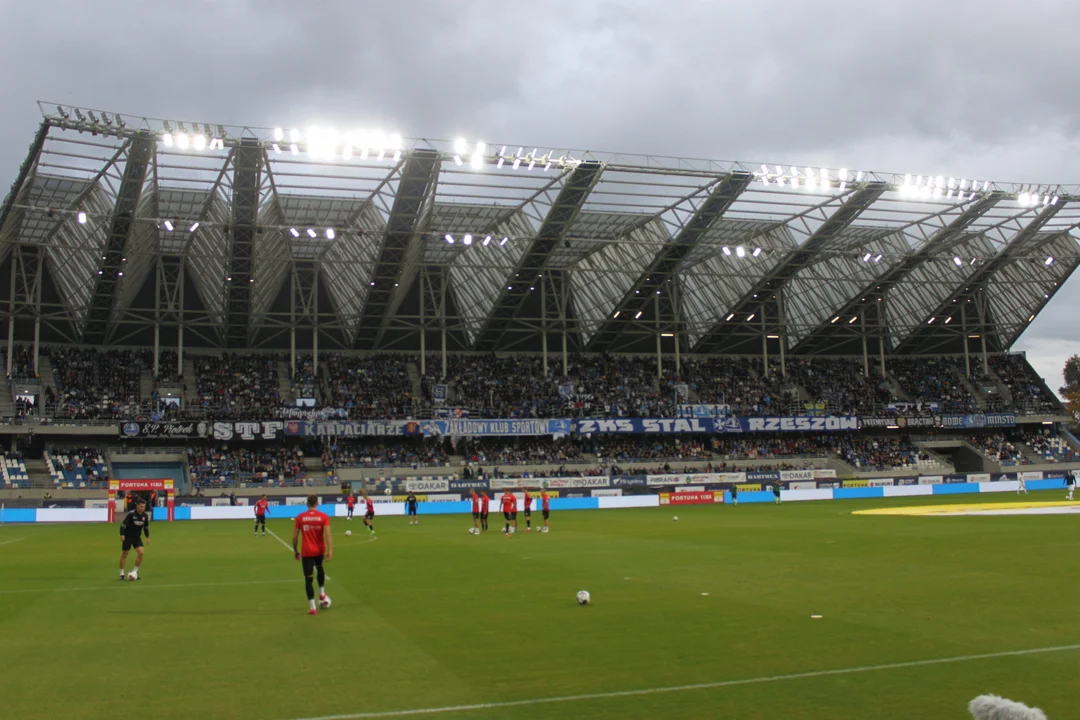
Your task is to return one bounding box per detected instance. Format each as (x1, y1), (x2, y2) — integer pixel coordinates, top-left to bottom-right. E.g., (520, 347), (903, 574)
(0, 101), (1078, 354)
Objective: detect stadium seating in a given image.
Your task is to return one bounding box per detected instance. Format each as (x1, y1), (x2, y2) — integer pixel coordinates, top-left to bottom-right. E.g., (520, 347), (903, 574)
(834, 435), (940, 472)
(784, 358), (895, 416)
(968, 433), (1028, 466)
(322, 440), (448, 469)
(1, 453), (29, 488)
(187, 443), (308, 487)
(458, 437), (584, 466)
(48, 347), (146, 419)
(191, 353), (281, 418)
(888, 358), (979, 413)
(322, 353), (415, 419)
(45, 448), (109, 489)
(989, 355), (1062, 414)
(1020, 429), (1078, 463)
(6, 344), (37, 380)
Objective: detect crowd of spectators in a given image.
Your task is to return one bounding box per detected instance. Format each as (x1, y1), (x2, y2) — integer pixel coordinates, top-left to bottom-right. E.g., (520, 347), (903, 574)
(321, 439), (447, 469)
(156, 349), (184, 387)
(49, 347), (145, 420)
(191, 353), (281, 418)
(441, 354), (565, 418)
(1018, 429), (1077, 463)
(834, 435), (930, 471)
(968, 433), (1026, 465)
(989, 354), (1061, 414)
(680, 357), (783, 415)
(187, 442), (306, 486)
(6, 344), (37, 381)
(322, 353), (414, 419)
(291, 354), (318, 401)
(457, 438), (584, 465)
(889, 358), (978, 414)
(785, 358), (894, 416)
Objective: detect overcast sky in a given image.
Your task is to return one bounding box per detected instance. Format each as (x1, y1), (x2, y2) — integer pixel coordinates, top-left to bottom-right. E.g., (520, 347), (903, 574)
(1, 0), (1078, 390)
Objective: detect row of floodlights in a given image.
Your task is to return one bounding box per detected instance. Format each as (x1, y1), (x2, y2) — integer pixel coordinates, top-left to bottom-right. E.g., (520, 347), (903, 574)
(757, 166), (864, 191)
(897, 175), (991, 201)
(722, 246), (762, 258)
(55, 106), (126, 129)
(858, 251), (1056, 268)
(444, 234), (509, 246)
(160, 120), (226, 151)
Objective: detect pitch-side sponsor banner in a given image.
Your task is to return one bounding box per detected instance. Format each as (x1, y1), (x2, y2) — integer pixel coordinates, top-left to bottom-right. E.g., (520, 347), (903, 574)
(896, 477), (919, 486)
(84, 499), (110, 509)
(945, 474), (968, 484)
(285, 496), (312, 505)
(111, 479), (172, 491)
(788, 480), (818, 490)
(575, 416), (859, 435)
(591, 488), (623, 497)
(780, 469), (815, 482)
(390, 494), (427, 502)
(659, 491), (723, 505)
(967, 473), (991, 484)
(817, 481), (840, 489)
(736, 484), (763, 492)
(611, 475), (648, 487)
(645, 472), (745, 487)
(1018, 471), (1044, 482)
(449, 479), (490, 492)
(490, 476), (609, 490)
(424, 494), (461, 502)
(842, 479), (870, 488)
(813, 469), (838, 479)
(939, 413), (1017, 429)
(868, 478), (895, 487)
(918, 476), (944, 485)
(860, 416), (939, 429)
(405, 479), (449, 493)
(746, 471), (780, 482)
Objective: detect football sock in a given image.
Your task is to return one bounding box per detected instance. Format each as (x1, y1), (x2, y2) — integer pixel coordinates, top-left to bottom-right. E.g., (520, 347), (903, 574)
(305, 576), (315, 600)
(316, 566), (326, 586)
(319, 586), (326, 597)
(526, 520), (531, 529)
(309, 598), (317, 611)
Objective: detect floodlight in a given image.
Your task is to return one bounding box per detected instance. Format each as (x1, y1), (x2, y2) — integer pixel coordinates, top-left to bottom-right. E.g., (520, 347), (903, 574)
(272, 144), (281, 154)
(77, 212), (87, 225)
(1018, 192), (1030, 206)
(970, 257), (977, 265)
(499, 237), (508, 245)
(927, 317), (935, 324)
(445, 234), (454, 244)
(945, 317), (952, 324)
(635, 311), (643, 319)
(1029, 315), (1036, 322)
(290, 144), (299, 155)
(463, 234), (473, 246)
(453, 138), (468, 155)
(544, 159), (552, 171)
(193, 134), (206, 150)
(162, 133), (174, 147)
(273, 128), (285, 143)
(528, 160), (536, 171)
(726, 313), (735, 321)
(736, 246), (746, 257)
(497, 158), (505, 168)
(848, 316), (858, 324)
(957, 191), (966, 202)
(874, 254), (883, 263)
(614, 311), (621, 318)
(747, 314), (755, 321)
(752, 247), (762, 257)
(903, 173), (912, 186)
(189, 222), (199, 232)
(290, 228), (300, 238)
(1045, 256), (1054, 266)
(512, 157), (521, 170)
(118, 271), (123, 277)
(326, 228), (335, 240)
(56, 105), (69, 119)
(831, 317), (840, 323)
(454, 155), (463, 166)
(1043, 194), (1051, 206)
(722, 246), (731, 256)
(306, 228), (317, 238)
(1052, 195), (1060, 205)
(176, 133), (190, 150)
(288, 129), (300, 143)
(953, 257), (962, 266)
(74, 109), (86, 122)
(863, 253), (872, 262)
(163, 220), (174, 232)
(483, 235), (491, 246)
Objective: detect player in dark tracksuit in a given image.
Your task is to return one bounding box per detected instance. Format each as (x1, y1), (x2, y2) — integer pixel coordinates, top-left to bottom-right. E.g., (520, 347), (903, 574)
(119, 498), (151, 580)
(405, 493), (419, 525)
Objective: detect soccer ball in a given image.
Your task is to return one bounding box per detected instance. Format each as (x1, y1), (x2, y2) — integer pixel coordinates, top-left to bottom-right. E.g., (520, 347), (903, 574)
(127, 572), (138, 581)
(320, 595), (332, 609)
(576, 590), (590, 605)
(468, 527), (479, 535)
(345, 530), (352, 537)
(673, 516), (679, 521)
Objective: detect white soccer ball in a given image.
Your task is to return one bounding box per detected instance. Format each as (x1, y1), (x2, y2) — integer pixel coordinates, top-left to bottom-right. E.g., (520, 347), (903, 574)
(127, 572), (137, 581)
(673, 516), (679, 521)
(576, 590), (590, 605)
(320, 595), (332, 609)
(469, 527), (479, 535)
(345, 530), (352, 537)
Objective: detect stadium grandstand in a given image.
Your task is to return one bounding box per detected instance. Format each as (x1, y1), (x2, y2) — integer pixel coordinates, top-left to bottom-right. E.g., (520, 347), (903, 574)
(0, 102), (1079, 502)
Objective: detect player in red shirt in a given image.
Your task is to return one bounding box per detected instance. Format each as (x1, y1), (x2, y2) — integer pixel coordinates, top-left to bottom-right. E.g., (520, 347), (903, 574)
(521, 486), (533, 532)
(345, 492), (356, 521)
(541, 489), (551, 532)
(470, 489), (481, 533)
(254, 494), (269, 536)
(480, 491), (490, 532)
(292, 495), (333, 615)
(500, 490), (518, 536)
(361, 490), (375, 535)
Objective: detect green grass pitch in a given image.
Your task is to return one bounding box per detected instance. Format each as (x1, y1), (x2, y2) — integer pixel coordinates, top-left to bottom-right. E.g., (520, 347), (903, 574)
(1, 493), (1078, 719)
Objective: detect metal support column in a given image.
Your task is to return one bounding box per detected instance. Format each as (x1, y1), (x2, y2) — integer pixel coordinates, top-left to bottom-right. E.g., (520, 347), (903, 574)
(655, 294), (662, 379)
(760, 305), (768, 377)
(440, 267), (447, 379)
(541, 279), (548, 377)
(419, 271), (426, 376)
(861, 315), (869, 378)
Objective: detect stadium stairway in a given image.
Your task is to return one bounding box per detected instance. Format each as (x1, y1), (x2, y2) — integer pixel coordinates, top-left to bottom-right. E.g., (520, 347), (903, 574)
(139, 368), (153, 401)
(0, 389), (15, 418)
(38, 357), (56, 394)
(407, 363), (422, 401)
(277, 362), (295, 406)
(953, 367), (989, 410)
(882, 373), (911, 402)
(183, 358), (197, 405)
(25, 458), (53, 489)
(985, 367), (1015, 407)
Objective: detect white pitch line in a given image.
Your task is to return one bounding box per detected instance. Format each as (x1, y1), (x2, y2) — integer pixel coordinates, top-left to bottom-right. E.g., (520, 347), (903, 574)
(286, 643), (1080, 720)
(0, 578), (296, 595)
(0, 537), (25, 547)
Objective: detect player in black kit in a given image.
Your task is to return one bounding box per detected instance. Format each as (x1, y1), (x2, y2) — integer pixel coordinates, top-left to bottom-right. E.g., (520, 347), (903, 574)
(405, 492), (419, 525)
(119, 498), (151, 580)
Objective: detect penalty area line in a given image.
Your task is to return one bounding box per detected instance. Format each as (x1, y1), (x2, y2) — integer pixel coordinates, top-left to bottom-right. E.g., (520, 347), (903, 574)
(285, 643), (1080, 720)
(0, 537), (25, 547)
(0, 578), (296, 595)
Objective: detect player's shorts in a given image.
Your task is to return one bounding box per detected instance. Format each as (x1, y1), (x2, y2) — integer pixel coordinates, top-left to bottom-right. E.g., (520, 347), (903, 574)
(301, 555), (324, 576)
(365, 511), (374, 520)
(542, 509), (550, 520)
(480, 511), (489, 520)
(502, 511), (511, 521)
(346, 505), (355, 513)
(523, 508), (531, 517)
(510, 511), (518, 521)
(255, 513), (266, 522)
(407, 506), (418, 515)
(121, 537), (144, 551)
(472, 511), (480, 519)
